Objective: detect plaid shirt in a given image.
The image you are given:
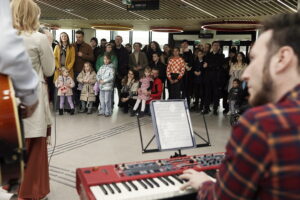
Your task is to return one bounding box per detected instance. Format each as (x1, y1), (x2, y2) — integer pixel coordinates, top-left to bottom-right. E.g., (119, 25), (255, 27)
(166, 57), (185, 80)
(198, 84), (300, 200)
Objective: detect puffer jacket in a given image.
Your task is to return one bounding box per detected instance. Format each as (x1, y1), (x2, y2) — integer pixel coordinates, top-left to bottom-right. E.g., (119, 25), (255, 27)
(96, 63), (115, 91)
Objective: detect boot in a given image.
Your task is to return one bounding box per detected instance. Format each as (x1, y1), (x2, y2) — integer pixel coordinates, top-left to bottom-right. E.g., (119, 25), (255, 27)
(59, 109), (63, 115)
(79, 101), (86, 113)
(70, 109), (75, 115)
(87, 102), (93, 114)
(130, 109), (137, 117)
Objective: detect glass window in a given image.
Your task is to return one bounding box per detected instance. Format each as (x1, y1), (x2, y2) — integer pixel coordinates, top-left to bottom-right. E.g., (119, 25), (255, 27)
(112, 31), (130, 45)
(55, 29), (73, 43)
(96, 30), (111, 43)
(132, 31), (149, 48)
(223, 46), (229, 57)
(151, 32), (169, 49)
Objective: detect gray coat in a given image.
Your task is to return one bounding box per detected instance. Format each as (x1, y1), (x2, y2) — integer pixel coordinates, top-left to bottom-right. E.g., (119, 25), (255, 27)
(96, 63), (115, 91)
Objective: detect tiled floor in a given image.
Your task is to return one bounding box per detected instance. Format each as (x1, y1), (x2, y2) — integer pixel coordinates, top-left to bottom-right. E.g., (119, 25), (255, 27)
(1, 101), (232, 200)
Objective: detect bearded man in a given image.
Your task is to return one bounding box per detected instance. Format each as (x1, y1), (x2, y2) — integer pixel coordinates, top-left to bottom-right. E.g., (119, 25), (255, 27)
(180, 13), (300, 200)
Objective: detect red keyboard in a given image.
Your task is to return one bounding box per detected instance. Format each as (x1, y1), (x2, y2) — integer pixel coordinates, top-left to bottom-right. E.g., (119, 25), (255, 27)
(76, 152), (224, 200)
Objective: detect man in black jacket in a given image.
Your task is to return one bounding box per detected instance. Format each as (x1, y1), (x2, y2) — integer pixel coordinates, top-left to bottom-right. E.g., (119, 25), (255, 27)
(114, 35), (129, 106)
(203, 41), (225, 115)
(181, 40), (194, 108)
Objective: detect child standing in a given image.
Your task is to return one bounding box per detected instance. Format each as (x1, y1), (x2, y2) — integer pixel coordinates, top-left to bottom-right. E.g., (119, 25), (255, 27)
(228, 79), (242, 114)
(77, 62), (97, 114)
(132, 67), (153, 117)
(55, 67), (75, 115)
(96, 54), (115, 117)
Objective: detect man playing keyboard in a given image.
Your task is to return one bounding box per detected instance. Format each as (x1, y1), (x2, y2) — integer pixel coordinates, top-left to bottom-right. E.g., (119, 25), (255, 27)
(180, 13), (300, 200)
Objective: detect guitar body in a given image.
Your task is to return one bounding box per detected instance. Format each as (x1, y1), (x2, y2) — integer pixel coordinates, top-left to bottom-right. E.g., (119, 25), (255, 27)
(0, 74), (24, 186)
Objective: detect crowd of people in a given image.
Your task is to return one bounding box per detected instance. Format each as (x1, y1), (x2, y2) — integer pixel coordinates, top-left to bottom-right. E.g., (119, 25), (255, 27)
(50, 31), (250, 117)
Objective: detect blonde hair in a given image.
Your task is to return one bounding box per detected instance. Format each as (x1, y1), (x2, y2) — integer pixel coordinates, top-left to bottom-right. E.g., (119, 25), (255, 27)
(11, 0), (41, 33)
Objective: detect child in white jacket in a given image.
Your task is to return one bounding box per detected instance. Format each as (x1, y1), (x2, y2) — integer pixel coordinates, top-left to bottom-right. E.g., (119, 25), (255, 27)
(96, 54), (115, 117)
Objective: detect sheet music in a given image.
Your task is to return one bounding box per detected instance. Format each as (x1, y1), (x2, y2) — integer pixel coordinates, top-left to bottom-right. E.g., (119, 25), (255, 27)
(152, 101), (195, 150)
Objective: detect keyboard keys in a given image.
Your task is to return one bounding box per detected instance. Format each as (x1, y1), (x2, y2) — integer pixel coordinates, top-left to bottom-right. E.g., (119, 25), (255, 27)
(105, 184), (114, 194)
(143, 179), (154, 188)
(99, 185), (108, 195)
(164, 176), (175, 185)
(122, 182), (131, 192)
(112, 183), (121, 193)
(137, 179), (148, 189)
(149, 178), (160, 187)
(158, 176), (169, 186)
(172, 175), (184, 184)
(90, 176), (197, 200)
(128, 181), (138, 191)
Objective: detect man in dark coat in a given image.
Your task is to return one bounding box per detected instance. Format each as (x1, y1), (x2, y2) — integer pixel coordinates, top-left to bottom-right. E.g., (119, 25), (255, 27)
(203, 41), (225, 115)
(114, 35), (129, 106)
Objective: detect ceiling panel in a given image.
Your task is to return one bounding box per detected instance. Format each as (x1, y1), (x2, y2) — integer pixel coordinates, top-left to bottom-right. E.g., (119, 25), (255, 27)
(37, 0), (298, 30)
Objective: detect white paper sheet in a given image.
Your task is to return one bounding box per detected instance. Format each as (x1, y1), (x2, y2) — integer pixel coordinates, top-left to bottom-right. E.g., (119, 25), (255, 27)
(151, 101), (195, 150)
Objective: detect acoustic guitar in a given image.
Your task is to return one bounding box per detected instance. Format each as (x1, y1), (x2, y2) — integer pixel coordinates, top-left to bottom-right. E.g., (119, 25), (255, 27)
(0, 74), (24, 187)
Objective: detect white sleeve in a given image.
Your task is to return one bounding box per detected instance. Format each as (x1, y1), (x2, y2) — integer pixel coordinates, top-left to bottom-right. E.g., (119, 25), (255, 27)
(0, 0), (38, 106)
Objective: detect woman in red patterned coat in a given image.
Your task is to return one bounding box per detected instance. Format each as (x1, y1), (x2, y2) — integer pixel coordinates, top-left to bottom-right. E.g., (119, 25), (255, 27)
(166, 47), (186, 99)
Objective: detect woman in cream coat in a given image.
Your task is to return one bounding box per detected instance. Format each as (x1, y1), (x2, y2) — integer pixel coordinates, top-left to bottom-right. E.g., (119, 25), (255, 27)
(11, 0), (55, 199)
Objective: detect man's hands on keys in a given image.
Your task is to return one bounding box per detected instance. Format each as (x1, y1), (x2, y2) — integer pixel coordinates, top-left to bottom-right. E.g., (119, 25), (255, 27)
(20, 100), (38, 118)
(179, 169), (214, 191)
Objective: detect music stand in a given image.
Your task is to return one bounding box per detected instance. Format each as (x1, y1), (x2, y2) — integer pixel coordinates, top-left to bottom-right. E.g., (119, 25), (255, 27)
(137, 99), (211, 155)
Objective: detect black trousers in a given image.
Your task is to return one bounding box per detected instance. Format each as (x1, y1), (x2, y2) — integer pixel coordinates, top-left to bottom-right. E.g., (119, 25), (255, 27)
(193, 82), (204, 109)
(168, 79), (182, 99)
(203, 72), (220, 111)
(222, 88), (229, 111)
(119, 98), (136, 112)
(181, 73), (193, 107)
(74, 72), (80, 106)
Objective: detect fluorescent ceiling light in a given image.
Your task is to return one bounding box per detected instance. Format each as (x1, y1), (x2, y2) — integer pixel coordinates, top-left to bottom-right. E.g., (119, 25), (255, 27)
(36, 0), (88, 20)
(277, 0), (297, 12)
(103, 0), (149, 20)
(181, 0), (217, 18)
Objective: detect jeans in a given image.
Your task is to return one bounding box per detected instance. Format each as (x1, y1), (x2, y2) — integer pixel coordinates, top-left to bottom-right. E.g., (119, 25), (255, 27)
(99, 90), (112, 115)
(229, 100), (237, 114)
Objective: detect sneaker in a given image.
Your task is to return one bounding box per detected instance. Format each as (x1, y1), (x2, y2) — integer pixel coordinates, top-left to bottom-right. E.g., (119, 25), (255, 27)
(97, 112), (104, 116)
(130, 110), (137, 117)
(59, 109), (63, 115)
(70, 109), (75, 115)
(87, 108), (92, 114)
(138, 111), (145, 118)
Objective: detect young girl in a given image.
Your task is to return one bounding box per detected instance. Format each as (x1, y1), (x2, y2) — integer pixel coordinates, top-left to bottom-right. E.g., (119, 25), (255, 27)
(55, 67), (75, 115)
(96, 54), (115, 117)
(77, 62), (97, 114)
(132, 67), (153, 117)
